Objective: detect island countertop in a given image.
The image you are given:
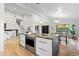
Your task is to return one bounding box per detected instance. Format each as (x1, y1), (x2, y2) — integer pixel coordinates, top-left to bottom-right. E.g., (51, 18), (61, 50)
(25, 33), (60, 39)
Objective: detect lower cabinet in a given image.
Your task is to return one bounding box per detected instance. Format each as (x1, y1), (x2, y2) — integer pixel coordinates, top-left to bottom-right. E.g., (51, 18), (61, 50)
(4, 31), (16, 40)
(19, 34), (26, 47)
(36, 37), (52, 56)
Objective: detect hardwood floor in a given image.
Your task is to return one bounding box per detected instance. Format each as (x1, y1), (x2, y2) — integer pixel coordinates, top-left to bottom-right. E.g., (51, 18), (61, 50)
(59, 44), (79, 56)
(4, 37), (79, 56)
(4, 37), (35, 56)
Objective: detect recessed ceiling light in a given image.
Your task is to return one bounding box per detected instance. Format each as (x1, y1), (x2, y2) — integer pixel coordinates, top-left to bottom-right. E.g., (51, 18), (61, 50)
(54, 20), (59, 23)
(14, 8), (16, 10)
(36, 3), (40, 4)
(40, 21), (44, 23)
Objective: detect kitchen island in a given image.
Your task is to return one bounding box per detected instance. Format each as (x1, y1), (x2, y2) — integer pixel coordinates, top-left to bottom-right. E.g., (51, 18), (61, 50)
(19, 33), (79, 56)
(19, 33), (61, 56)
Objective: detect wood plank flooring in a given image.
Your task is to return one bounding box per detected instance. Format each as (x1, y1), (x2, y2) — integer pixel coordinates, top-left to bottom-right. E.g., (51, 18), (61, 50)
(59, 44), (79, 56)
(4, 37), (79, 56)
(4, 37), (35, 56)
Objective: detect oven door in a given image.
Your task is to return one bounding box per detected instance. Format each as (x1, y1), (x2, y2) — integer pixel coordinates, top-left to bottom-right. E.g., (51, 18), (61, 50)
(26, 38), (34, 48)
(25, 36), (36, 53)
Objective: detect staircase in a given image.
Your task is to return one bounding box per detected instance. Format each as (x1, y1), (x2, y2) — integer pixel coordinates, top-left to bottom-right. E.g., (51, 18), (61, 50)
(16, 19), (26, 34)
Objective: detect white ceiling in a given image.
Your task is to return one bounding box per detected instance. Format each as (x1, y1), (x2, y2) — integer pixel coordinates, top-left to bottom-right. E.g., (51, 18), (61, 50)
(5, 3), (79, 19)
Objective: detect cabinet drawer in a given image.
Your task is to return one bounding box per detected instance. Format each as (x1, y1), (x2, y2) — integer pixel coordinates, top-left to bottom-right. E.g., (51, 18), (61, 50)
(36, 37), (52, 44)
(36, 47), (52, 56)
(36, 37), (52, 56)
(36, 37), (52, 49)
(36, 40), (52, 49)
(36, 41), (52, 55)
(36, 47), (48, 56)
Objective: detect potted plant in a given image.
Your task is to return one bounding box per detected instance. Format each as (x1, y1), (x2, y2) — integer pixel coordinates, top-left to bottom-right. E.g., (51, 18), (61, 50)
(69, 24), (77, 39)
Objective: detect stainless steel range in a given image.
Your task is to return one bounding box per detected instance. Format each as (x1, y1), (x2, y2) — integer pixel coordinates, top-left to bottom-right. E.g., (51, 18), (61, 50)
(25, 35), (36, 53)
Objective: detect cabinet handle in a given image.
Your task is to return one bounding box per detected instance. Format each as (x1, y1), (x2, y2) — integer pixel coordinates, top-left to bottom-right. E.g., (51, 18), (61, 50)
(39, 41), (47, 44)
(39, 48), (47, 51)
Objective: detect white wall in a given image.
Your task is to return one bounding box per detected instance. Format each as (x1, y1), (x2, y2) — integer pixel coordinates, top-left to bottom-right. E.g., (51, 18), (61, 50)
(5, 11), (23, 29)
(21, 14), (33, 31)
(32, 14), (41, 34)
(5, 12), (35, 33)
(32, 14), (50, 34)
(74, 19), (79, 35)
(4, 11), (24, 40)
(0, 3), (4, 52)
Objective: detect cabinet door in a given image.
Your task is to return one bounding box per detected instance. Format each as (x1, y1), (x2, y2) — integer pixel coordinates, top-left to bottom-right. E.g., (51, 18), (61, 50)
(20, 40), (25, 47)
(20, 35), (25, 42)
(19, 34), (25, 47)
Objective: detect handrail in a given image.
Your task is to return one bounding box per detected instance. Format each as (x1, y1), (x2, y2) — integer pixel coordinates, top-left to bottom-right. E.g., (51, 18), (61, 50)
(16, 20), (26, 34)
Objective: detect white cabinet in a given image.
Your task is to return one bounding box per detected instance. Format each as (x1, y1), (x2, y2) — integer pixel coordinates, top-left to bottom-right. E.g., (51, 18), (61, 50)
(19, 34), (26, 47)
(36, 37), (52, 56)
(4, 31), (16, 40)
